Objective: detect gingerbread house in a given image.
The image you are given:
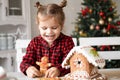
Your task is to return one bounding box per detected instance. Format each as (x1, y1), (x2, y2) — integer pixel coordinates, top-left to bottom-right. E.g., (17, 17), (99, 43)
(62, 46), (107, 80)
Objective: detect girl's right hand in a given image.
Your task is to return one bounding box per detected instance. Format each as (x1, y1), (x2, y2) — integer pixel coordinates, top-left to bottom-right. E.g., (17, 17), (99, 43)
(26, 66), (41, 78)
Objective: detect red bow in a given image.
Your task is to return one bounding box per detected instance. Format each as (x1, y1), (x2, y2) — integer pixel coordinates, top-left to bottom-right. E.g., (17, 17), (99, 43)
(107, 24), (118, 31)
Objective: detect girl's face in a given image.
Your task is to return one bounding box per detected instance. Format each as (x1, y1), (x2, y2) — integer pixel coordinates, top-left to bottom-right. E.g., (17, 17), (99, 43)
(38, 16), (62, 46)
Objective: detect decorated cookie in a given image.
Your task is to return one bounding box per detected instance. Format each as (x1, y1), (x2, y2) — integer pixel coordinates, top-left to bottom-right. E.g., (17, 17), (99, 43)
(36, 56), (52, 77)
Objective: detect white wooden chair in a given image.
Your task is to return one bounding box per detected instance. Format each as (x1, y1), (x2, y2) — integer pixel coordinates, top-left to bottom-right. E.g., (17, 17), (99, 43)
(72, 38), (77, 46)
(79, 37), (120, 70)
(79, 37), (120, 60)
(15, 39), (30, 72)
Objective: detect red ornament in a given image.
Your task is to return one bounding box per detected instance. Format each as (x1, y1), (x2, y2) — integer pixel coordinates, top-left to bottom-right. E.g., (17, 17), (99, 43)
(109, 7), (113, 11)
(81, 7), (89, 16)
(104, 0), (107, 2)
(85, 7), (89, 12)
(117, 21), (120, 25)
(107, 24), (118, 31)
(102, 16), (106, 19)
(81, 9), (87, 16)
(96, 25), (100, 30)
(100, 45), (111, 51)
(107, 24), (111, 31)
(99, 11), (104, 16)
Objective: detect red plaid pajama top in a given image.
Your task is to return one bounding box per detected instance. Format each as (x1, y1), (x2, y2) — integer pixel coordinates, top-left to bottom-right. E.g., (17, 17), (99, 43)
(20, 33), (74, 76)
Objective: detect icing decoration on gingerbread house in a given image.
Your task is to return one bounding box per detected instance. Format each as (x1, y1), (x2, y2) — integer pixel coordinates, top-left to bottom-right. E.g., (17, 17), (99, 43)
(62, 46), (107, 80)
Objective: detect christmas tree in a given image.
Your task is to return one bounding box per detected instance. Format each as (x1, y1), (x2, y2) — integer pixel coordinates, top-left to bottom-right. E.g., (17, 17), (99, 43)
(72, 0), (120, 68)
(72, 0), (120, 38)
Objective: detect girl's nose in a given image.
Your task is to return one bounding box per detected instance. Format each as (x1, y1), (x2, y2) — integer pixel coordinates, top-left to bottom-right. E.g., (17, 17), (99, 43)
(47, 28), (52, 33)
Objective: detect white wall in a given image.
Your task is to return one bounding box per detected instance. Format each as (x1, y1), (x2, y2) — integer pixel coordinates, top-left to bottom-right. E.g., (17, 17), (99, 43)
(30, 0), (120, 38)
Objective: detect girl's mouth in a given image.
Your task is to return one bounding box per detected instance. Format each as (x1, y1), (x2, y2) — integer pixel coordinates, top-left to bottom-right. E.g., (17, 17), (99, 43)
(45, 35), (55, 40)
(45, 34), (54, 37)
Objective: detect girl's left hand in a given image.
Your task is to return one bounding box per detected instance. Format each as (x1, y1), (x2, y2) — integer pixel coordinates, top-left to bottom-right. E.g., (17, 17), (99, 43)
(45, 67), (60, 78)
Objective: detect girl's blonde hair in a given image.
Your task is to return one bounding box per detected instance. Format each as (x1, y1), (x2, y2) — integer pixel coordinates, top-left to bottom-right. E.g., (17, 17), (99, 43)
(35, 0), (67, 26)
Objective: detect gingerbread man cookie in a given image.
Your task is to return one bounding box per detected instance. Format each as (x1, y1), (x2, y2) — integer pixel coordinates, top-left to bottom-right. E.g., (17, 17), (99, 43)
(36, 56), (52, 77)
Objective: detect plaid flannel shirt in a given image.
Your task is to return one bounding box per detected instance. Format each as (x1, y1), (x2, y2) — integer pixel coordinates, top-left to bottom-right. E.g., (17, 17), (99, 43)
(20, 33), (74, 76)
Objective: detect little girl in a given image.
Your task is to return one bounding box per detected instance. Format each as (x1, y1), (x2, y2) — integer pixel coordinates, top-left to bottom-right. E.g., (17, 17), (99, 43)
(20, 0), (74, 78)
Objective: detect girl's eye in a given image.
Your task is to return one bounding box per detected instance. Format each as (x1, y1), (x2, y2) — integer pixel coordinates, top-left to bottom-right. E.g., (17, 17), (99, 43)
(52, 27), (57, 29)
(41, 27), (47, 30)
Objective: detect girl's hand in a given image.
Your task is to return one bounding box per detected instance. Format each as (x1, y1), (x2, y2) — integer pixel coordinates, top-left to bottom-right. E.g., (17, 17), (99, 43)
(26, 66), (41, 78)
(45, 67), (60, 78)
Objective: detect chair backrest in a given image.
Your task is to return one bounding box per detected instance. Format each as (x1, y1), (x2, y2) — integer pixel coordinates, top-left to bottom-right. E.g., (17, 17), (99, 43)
(72, 38), (77, 46)
(15, 39), (30, 72)
(79, 37), (120, 60)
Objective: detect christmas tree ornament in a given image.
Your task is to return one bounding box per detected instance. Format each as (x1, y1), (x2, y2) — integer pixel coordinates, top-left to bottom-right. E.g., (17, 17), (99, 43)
(75, 26), (79, 32)
(112, 5), (116, 9)
(99, 11), (104, 17)
(78, 18), (81, 21)
(89, 9), (92, 13)
(95, 25), (100, 30)
(79, 31), (83, 36)
(90, 25), (94, 30)
(112, 46), (115, 50)
(117, 21), (120, 25)
(81, 7), (90, 16)
(81, 8), (87, 16)
(102, 28), (107, 33)
(102, 15), (106, 19)
(99, 19), (104, 25)
(102, 0), (106, 2)
(79, 31), (83, 35)
(107, 24), (111, 31)
(107, 24), (118, 31)
(112, 2), (116, 7)
(107, 31), (110, 35)
(85, 7), (89, 12)
(109, 7), (113, 11)
(79, 31), (87, 37)
(100, 46), (111, 51)
(108, 17), (112, 22)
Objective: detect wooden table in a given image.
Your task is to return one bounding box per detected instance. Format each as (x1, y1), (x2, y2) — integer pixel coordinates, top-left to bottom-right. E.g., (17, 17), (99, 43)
(99, 69), (120, 80)
(7, 72), (34, 80)
(7, 69), (120, 80)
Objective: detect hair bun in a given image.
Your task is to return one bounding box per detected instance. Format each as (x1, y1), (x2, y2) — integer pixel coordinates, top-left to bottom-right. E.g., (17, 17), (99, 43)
(59, 0), (67, 8)
(35, 1), (42, 8)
